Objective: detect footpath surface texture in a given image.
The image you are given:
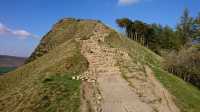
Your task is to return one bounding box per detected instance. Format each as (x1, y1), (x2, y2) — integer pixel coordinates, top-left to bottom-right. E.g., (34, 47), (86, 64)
(77, 24), (180, 112)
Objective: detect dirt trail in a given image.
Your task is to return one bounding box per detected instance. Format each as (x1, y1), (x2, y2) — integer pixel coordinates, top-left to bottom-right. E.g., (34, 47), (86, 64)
(78, 24), (180, 112)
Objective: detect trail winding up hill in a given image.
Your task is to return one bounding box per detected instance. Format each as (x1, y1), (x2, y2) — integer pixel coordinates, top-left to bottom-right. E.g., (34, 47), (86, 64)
(78, 23), (179, 112)
(2, 18), (200, 112)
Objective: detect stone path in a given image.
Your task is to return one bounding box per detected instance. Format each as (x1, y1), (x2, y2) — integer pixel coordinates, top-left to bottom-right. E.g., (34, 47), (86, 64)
(77, 23), (180, 112)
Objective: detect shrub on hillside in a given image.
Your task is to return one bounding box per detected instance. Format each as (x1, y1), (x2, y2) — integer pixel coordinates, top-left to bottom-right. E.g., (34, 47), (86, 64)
(163, 46), (200, 88)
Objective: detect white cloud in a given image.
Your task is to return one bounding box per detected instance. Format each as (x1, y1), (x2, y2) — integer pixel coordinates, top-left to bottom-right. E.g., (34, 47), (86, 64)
(12, 30), (33, 39)
(118, 0), (140, 5)
(0, 22), (36, 39)
(0, 23), (11, 34)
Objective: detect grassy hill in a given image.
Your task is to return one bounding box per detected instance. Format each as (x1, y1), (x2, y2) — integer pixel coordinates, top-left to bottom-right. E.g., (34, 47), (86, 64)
(26, 18), (99, 63)
(0, 18), (200, 112)
(0, 19), (90, 112)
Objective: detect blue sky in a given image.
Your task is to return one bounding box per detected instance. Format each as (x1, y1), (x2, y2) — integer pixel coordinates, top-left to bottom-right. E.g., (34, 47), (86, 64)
(0, 0), (200, 57)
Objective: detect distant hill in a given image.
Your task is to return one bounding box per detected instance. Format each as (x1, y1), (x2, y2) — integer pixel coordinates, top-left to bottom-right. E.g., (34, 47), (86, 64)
(0, 55), (26, 67)
(0, 18), (200, 112)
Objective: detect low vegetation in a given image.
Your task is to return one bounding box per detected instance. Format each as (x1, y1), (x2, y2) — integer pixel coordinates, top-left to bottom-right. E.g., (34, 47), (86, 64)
(35, 72), (81, 112)
(164, 45), (200, 88)
(152, 67), (200, 112)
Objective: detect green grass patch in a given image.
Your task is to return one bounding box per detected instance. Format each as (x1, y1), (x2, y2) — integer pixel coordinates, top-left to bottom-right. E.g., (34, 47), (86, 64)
(0, 39), (88, 112)
(34, 72), (81, 112)
(152, 66), (200, 112)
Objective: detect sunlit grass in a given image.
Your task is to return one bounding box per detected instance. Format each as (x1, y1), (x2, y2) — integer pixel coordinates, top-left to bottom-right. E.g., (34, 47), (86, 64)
(34, 72), (81, 112)
(152, 66), (200, 112)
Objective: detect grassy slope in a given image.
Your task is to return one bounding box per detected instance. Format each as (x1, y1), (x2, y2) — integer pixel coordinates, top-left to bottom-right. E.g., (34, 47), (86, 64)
(152, 67), (200, 112)
(26, 19), (97, 63)
(0, 19), (102, 111)
(0, 19), (106, 112)
(0, 39), (88, 112)
(105, 30), (200, 112)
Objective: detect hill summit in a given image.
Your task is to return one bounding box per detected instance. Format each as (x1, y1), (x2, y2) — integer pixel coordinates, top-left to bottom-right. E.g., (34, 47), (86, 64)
(1, 18), (200, 112)
(26, 18), (106, 63)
